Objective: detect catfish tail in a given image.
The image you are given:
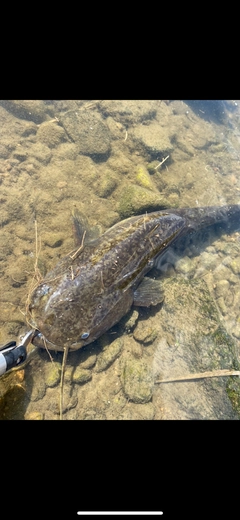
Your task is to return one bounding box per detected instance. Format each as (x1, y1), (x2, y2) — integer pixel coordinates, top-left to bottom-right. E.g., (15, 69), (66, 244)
(171, 204), (240, 235)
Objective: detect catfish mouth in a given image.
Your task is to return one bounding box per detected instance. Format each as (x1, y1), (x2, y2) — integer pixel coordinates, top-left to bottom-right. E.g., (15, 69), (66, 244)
(31, 330), (62, 352)
(27, 302), (62, 351)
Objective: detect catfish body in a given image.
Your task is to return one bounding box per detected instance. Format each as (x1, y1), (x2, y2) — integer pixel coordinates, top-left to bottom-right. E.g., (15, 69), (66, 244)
(28, 204), (240, 352)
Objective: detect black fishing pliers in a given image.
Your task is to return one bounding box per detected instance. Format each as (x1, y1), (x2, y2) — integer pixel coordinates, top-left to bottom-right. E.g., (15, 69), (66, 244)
(0, 330), (36, 377)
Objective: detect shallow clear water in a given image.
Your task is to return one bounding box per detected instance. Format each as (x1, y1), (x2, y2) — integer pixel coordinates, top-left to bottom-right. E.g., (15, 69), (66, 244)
(1, 99), (240, 420)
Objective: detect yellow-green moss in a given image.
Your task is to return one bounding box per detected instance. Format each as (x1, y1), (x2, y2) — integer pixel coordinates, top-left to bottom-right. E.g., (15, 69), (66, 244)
(118, 184), (168, 218)
(44, 362), (61, 387)
(135, 165), (155, 191)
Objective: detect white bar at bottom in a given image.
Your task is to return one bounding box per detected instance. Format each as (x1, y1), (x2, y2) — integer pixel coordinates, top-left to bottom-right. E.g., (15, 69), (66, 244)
(77, 513), (163, 516)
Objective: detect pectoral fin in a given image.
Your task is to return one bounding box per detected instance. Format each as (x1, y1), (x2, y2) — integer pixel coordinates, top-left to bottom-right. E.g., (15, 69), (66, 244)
(133, 277), (164, 307)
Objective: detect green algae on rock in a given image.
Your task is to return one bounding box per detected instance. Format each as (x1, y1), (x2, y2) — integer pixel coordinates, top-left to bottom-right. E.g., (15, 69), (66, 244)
(133, 321), (158, 345)
(135, 165), (155, 191)
(72, 367), (92, 384)
(121, 358), (154, 403)
(117, 184), (169, 218)
(96, 172), (117, 198)
(25, 411), (44, 420)
(227, 377), (240, 415)
(44, 362), (61, 388)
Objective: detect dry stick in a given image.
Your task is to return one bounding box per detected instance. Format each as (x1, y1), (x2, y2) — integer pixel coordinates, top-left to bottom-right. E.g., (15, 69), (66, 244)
(155, 369), (240, 384)
(34, 219), (41, 279)
(60, 346), (69, 420)
(25, 220), (43, 324)
(43, 336), (53, 363)
(154, 155), (169, 170)
(69, 230), (86, 260)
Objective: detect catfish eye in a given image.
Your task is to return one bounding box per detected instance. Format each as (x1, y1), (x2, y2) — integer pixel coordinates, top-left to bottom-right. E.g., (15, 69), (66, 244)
(81, 332), (89, 340)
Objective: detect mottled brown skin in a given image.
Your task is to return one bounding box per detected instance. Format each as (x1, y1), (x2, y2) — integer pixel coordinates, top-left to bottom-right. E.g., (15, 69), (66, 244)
(28, 205), (240, 352)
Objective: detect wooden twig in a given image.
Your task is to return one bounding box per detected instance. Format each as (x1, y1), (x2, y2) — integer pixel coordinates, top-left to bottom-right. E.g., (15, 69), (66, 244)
(155, 369), (240, 383)
(154, 155), (169, 170)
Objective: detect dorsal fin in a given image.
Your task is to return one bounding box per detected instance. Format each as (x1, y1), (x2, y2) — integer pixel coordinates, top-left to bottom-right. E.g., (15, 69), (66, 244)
(71, 209), (101, 247)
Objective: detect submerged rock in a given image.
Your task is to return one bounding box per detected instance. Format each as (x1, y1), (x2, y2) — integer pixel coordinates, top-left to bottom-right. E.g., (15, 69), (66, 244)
(60, 110), (111, 159)
(121, 309), (139, 333)
(25, 411), (44, 420)
(72, 367), (92, 384)
(44, 362), (61, 388)
(37, 121), (66, 148)
(1, 100), (49, 123)
(100, 100), (157, 125)
(133, 321), (158, 345)
(132, 123), (174, 159)
(118, 183), (169, 218)
(121, 358), (153, 403)
(95, 337), (123, 372)
(135, 165), (156, 191)
(229, 257), (240, 275)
